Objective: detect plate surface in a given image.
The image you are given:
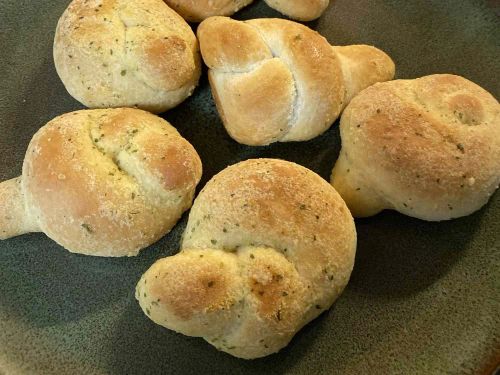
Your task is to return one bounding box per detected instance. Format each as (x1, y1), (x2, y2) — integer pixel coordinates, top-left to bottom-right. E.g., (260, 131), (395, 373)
(0, 1), (499, 374)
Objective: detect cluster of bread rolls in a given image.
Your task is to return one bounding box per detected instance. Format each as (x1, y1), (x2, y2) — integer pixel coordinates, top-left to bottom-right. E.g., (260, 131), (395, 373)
(1, 0), (498, 361)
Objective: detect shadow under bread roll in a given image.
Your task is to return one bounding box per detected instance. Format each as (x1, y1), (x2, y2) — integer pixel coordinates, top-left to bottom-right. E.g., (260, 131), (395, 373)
(331, 74), (500, 220)
(0, 108), (202, 257)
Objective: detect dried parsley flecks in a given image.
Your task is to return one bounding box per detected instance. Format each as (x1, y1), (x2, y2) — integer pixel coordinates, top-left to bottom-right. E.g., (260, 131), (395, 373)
(81, 223), (94, 233)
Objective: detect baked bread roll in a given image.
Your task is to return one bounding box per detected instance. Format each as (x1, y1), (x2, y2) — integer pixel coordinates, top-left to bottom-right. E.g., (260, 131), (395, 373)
(136, 159), (356, 359)
(197, 17), (395, 146)
(164, 0), (329, 22)
(163, 0), (253, 22)
(264, 0), (330, 21)
(331, 74), (500, 220)
(0, 108), (202, 256)
(54, 0), (201, 114)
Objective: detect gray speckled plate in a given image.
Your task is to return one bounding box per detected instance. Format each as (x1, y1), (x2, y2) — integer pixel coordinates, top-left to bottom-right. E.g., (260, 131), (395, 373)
(0, 1), (499, 374)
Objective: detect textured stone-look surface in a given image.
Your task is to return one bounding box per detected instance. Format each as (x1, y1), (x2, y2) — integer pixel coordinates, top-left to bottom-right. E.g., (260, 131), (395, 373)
(0, 0), (499, 374)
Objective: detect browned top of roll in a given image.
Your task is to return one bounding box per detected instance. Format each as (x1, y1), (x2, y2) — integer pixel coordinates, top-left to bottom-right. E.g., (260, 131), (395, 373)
(164, 0), (254, 22)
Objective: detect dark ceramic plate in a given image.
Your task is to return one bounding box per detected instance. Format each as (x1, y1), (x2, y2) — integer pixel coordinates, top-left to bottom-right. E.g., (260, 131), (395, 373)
(0, 1), (499, 374)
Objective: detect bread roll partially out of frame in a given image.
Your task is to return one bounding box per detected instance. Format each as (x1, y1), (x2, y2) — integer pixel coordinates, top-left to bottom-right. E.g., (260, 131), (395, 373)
(54, 0), (201, 113)
(331, 74), (500, 221)
(0, 108), (202, 256)
(163, 0), (330, 22)
(265, 0), (330, 21)
(137, 159), (356, 358)
(198, 17), (395, 146)
(163, 0), (254, 22)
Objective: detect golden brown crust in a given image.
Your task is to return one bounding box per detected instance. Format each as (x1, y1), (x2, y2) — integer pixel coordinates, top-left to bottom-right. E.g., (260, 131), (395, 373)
(163, 0), (330, 22)
(264, 0), (330, 21)
(198, 17), (395, 145)
(199, 17), (272, 71)
(0, 108), (202, 256)
(54, 0), (201, 113)
(333, 45), (396, 105)
(137, 159), (356, 358)
(163, 0), (254, 22)
(208, 59), (295, 145)
(331, 74), (500, 220)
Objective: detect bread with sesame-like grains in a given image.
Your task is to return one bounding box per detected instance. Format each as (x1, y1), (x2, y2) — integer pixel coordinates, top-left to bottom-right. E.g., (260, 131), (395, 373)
(331, 74), (500, 220)
(197, 17), (395, 146)
(0, 108), (202, 256)
(136, 158), (356, 358)
(53, 0), (201, 113)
